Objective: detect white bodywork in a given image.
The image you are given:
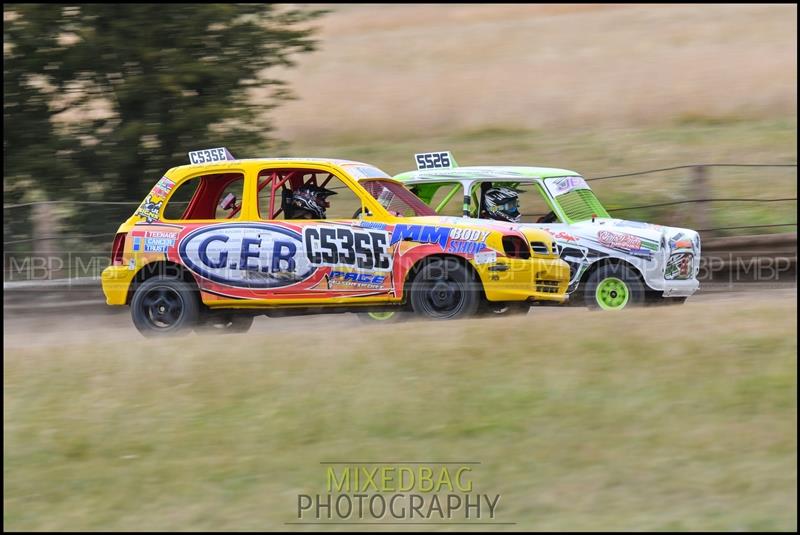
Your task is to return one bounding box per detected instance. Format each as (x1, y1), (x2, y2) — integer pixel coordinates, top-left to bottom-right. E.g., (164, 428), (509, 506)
(395, 167), (701, 298)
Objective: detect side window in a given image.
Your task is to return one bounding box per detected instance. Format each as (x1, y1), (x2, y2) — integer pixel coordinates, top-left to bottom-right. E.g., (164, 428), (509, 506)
(257, 169), (364, 221)
(162, 177), (200, 220)
(322, 176), (364, 220)
(162, 173), (244, 221)
(517, 183), (560, 223)
(429, 184), (465, 216)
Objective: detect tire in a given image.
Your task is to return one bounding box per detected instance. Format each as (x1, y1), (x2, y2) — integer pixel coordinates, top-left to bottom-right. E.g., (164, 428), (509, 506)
(195, 313), (254, 334)
(408, 258), (481, 319)
(356, 310), (406, 323)
(583, 264), (645, 311)
(131, 277), (200, 336)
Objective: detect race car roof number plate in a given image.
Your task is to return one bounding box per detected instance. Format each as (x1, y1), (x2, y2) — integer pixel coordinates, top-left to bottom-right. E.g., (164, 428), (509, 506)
(188, 147), (235, 165)
(415, 151), (456, 170)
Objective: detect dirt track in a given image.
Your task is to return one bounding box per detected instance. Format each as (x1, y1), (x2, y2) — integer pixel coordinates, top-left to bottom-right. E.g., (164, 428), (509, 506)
(4, 286), (795, 350)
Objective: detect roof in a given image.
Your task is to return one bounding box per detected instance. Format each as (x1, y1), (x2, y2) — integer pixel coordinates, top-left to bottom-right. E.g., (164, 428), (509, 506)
(394, 165), (581, 184)
(165, 157), (381, 176)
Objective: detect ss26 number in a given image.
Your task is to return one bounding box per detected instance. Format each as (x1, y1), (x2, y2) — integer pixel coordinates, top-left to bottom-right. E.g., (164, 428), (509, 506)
(415, 152), (451, 169)
(304, 227), (392, 271)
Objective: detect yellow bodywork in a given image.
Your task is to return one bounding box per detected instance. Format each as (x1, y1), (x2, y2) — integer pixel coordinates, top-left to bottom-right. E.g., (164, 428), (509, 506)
(101, 158), (570, 308)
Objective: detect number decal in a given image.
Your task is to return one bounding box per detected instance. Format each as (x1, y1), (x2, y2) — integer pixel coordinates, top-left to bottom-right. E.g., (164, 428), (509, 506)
(188, 147), (234, 165)
(336, 228), (355, 265)
(318, 227), (338, 265)
(414, 151), (455, 170)
(303, 226), (392, 272)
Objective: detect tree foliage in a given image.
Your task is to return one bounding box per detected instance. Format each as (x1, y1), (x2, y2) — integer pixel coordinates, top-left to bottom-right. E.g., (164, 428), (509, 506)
(4, 4), (323, 241)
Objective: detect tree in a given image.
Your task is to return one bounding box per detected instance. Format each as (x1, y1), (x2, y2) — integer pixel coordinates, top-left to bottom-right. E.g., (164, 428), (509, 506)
(4, 4), (324, 244)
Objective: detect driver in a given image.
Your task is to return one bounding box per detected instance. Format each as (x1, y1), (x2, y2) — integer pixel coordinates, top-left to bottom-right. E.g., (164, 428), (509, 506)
(481, 186), (521, 223)
(284, 185), (337, 220)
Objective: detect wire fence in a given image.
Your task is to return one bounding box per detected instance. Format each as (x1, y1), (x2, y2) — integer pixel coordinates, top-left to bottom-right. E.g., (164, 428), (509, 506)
(3, 162), (797, 247)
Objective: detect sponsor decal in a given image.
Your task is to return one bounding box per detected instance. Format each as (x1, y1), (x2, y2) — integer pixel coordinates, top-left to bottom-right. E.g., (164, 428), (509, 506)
(389, 224), (490, 255)
(542, 228), (578, 242)
(303, 226), (392, 272)
(545, 176), (589, 196)
(326, 270), (387, 289)
(128, 258), (136, 270)
(359, 221), (388, 231)
(669, 232), (694, 252)
(390, 224), (450, 250)
(136, 176), (176, 222)
(474, 251), (497, 265)
(665, 252), (694, 280)
(131, 230), (178, 253)
(179, 223), (316, 288)
(446, 227), (490, 255)
(597, 230), (657, 258)
(598, 230), (642, 250)
(151, 177), (176, 198)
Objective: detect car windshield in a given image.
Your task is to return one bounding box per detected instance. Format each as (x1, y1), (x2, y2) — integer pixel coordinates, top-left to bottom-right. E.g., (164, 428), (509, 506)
(361, 179), (437, 217)
(543, 176), (610, 221)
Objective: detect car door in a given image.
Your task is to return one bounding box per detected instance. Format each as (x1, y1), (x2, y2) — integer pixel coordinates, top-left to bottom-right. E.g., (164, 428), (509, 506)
(251, 165), (394, 303)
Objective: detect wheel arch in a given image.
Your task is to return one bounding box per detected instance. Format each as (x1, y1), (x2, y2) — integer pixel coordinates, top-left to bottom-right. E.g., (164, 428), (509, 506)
(401, 253), (486, 302)
(127, 260), (200, 305)
(579, 257), (646, 287)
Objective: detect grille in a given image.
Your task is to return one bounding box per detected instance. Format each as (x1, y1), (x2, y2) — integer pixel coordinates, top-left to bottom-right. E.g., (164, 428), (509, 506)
(536, 280), (561, 294)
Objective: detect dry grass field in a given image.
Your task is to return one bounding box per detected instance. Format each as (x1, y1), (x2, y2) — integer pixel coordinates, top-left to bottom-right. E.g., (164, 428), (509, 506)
(4, 293), (797, 530)
(268, 4), (796, 142)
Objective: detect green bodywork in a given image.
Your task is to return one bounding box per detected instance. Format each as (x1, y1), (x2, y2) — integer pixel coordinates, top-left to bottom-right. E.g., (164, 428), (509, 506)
(393, 166), (610, 224)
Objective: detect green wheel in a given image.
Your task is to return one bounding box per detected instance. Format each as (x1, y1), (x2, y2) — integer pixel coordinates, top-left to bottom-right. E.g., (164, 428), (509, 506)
(367, 311), (397, 321)
(595, 277), (629, 310)
(584, 264), (644, 311)
(357, 310), (405, 323)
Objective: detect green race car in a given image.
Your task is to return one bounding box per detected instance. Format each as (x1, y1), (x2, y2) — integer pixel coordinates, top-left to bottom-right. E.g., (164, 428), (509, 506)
(391, 152), (701, 311)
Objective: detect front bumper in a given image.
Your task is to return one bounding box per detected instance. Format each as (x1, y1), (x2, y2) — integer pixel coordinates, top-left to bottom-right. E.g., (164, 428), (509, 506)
(658, 278), (700, 297)
(101, 265), (136, 305)
(477, 257), (571, 304)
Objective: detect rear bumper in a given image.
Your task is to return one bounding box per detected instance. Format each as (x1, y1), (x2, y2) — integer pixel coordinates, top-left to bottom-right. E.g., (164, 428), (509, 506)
(100, 265), (135, 305)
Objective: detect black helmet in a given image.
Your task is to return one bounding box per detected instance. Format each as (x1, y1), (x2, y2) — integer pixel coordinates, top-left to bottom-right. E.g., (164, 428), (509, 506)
(286, 185), (337, 219)
(483, 186), (521, 222)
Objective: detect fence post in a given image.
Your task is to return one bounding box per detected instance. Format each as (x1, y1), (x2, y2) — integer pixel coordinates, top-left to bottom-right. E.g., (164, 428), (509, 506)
(32, 203), (64, 280)
(691, 165), (711, 233)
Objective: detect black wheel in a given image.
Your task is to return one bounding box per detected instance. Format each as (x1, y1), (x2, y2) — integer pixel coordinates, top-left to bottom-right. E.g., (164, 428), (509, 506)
(583, 264), (645, 311)
(131, 277), (199, 336)
(195, 313), (254, 334)
(408, 258), (480, 319)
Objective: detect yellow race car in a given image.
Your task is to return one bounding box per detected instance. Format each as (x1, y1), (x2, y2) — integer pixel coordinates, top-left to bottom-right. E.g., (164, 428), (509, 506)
(101, 148), (570, 335)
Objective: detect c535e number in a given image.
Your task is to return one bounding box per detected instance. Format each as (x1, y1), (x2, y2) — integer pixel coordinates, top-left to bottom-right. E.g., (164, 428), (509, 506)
(303, 226), (392, 271)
